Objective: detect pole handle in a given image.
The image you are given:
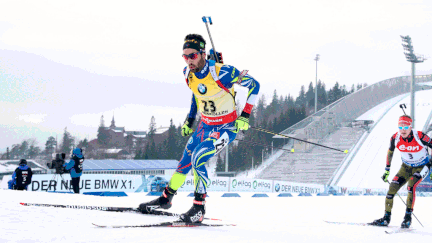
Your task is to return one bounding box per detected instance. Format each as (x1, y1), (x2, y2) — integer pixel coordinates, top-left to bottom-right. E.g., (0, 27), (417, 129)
(202, 16), (212, 25)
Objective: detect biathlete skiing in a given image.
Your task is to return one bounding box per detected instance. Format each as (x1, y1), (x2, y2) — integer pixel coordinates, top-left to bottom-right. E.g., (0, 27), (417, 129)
(371, 115), (432, 228)
(138, 33), (260, 223)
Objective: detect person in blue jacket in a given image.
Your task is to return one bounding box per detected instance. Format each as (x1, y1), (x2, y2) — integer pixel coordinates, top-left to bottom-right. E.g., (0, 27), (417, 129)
(11, 159), (33, 190)
(8, 179), (14, 190)
(63, 148), (84, 194)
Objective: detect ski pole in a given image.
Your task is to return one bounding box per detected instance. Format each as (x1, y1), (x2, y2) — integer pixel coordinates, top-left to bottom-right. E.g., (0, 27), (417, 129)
(235, 139), (295, 153)
(202, 16), (219, 63)
(250, 126), (348, 153)
(386, 181), (423, 227)
(399, 104), (407, 115)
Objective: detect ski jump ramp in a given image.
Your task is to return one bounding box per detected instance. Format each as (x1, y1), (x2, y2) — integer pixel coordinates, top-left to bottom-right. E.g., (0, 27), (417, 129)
(336, 89), (432, 189)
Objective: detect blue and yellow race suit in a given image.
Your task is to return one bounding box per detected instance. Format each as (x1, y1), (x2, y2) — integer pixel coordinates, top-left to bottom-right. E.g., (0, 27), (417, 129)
(168, 60), (260, 194)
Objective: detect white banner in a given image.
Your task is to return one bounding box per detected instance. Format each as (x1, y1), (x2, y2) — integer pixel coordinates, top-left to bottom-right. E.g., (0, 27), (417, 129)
(178, 176), (229, 192)
(332, 186), (390, 195)
(230, 178), (273, 192)
(29, 174), (146, 193)
(274, 180), (324, 194)
(1, 173), (393, 196)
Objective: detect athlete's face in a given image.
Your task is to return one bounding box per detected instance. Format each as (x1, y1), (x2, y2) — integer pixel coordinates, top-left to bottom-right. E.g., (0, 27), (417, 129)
(398, 123), (412, 138)
(183, 48), (206, 73)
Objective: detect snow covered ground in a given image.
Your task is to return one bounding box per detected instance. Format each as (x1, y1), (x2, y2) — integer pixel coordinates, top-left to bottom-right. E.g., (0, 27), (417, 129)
(2, 189), (432, 243)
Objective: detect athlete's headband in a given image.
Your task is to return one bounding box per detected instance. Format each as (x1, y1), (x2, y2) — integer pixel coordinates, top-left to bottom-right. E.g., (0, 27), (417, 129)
(183, 39), (205, 52)
(398, 116), (412, 126)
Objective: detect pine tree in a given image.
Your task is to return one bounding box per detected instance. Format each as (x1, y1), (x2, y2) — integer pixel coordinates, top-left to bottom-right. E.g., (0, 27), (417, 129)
(76, 138), (89, 152)
(18, 140), (29, 158)
(97, 115), (109, 148)
(45, 136), (57, 157)
(144, 116), (157, 159)
(165, 119), (177, 159)
(296, 85), (306, 107)
(134, 149), (143, 160)
(306, 82), (315, 108)
(255, 95), (267, 125)
(60, 127), (74, 154)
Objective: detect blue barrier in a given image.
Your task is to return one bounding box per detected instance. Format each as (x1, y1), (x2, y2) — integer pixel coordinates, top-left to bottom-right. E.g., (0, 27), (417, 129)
(146, 192), (163, 196)
(298, 192), (312, 196)
(221, 193), (240, 197)
(252, 193), (269, 197)
(83, 191), (127, 197)
(277, 193), (293, 197)
(348, 193), (360, 196)
(102, 192), (127, 197)
(332, 193), (344, 196)
(378, 192), (386, 196)
(187, 193), (209, 197)
(83, 192), (105, 196)
(363, 193), (374, 196)
(317, 193), (329, 196)
(49, 191), (74, 194)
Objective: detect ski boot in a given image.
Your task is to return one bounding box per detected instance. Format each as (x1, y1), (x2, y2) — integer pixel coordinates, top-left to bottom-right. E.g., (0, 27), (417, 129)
(370, 211), (391, 226)
(401, 209), (412, 228)
(138, 187), (176, 214)
(179, 192), (206, 223)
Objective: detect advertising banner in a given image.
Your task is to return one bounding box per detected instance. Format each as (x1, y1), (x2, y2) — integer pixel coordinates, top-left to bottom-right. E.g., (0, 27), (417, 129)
(229, 178), (273, 192)
(273, 180), (324, 194)
(28, 174), (169, 193)
(178, 176), (229, 192)
(2, 173), (399, 196)
(327, 186), (389, 195)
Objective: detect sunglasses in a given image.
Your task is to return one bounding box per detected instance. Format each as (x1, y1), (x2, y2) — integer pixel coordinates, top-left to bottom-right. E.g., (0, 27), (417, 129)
(398, 126), (411, 130)
(182, 51), (203, 61)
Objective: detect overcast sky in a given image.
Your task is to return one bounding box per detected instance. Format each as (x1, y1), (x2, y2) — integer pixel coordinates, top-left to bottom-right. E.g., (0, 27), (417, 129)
(1, 0), (432, 153)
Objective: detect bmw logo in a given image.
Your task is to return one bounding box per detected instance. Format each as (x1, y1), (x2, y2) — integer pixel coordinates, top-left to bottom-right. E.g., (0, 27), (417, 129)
(198, 83), (207, 94)
(275, 183), (280, 192)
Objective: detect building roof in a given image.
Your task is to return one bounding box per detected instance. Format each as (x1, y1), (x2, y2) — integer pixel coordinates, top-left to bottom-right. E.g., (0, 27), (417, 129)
(102, 149), (129, 154)
(83, 160), (178, 171)
(125, 131), (147, 138)
(155, 126), (169, 134)
(0, 160), (46, 173)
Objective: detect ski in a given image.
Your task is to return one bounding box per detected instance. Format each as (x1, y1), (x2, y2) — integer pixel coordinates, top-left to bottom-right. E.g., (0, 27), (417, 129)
(20, 202), (139, 213)
(92, 221), (235, 228)
(324, 221), (399, 228)
(385, 228), (415, 234)
(20, 202), (221, 221)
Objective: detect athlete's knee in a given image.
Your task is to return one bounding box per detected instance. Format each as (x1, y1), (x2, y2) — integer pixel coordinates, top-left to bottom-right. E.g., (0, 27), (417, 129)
(407, 186), (414, 193)
(391, 176), (406, 185)
(413, 172), (422, 180)
(192, 143), (215, 165)
(175, 161), (192, 174)
(386, 194), (394, 199)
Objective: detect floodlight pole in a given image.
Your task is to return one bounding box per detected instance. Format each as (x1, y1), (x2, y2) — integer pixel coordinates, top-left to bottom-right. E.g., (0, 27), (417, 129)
(314, 54), (320, 113)
(411, 62), (415, 127)
(400, 35), (426, 129)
